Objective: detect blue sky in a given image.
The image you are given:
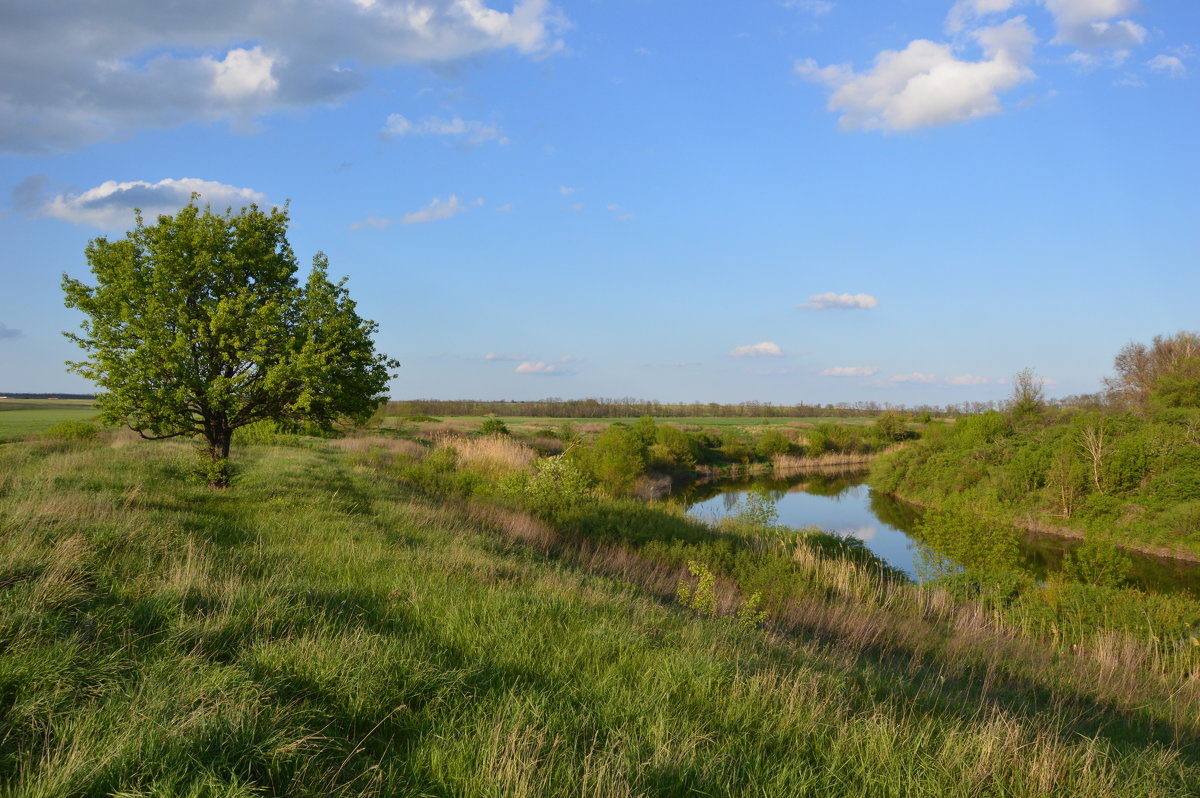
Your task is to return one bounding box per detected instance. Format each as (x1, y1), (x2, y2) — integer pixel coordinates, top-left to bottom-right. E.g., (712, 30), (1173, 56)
(1, 0), (1196, 405)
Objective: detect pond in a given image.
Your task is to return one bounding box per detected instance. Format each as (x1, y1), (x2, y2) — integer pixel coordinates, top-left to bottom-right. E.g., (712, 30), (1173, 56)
(675, 470), (1200, 597)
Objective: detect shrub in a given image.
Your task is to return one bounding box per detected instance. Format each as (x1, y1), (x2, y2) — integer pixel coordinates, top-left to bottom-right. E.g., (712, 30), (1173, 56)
(479, 414), (509, 436)
(756, 429), (792, 458)
(1062, 539), (1132, 588)
(41, 420), (98, 441)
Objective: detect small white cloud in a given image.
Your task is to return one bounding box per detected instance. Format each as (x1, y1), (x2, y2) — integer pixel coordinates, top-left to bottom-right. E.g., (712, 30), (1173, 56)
(606, 204), (634, 221)
(1113, 72), (1146, 87)
(348, 216), (393, 231)
(945, 0), (1014, 34)
(889, 372), (937, 383)
(559, 186), (577, 196)
(515, 360), (572, 375)
(485, 352), (527, 361)
(797, 17), (1036, 132)
(944, 374), (994, 385)
(496, 203), (515, 212)
(800, 292), (879, 310)
(381, 114), (505, 145)
(1148, 54), (1186, 77)
(567, 202), (585, 212)
(1043, 0), (1146, 49)
(819, 366), (879, 377)
(401, 195), (483, 225)
(34, 177), (266, 228)
(557, 355), (581, 363)
(782, 0), (835, 15)
(731, 341), (784, 358)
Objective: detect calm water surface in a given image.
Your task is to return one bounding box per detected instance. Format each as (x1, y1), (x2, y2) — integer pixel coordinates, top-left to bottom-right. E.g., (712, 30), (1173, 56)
(677, 471), (1200, 597)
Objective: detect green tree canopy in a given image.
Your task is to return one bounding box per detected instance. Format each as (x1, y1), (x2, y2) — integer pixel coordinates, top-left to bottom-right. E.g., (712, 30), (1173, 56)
(62, 201), (398, 487)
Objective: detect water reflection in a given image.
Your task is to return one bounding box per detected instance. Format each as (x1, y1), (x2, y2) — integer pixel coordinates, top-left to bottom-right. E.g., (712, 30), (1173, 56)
(676, 470), (1200, 597)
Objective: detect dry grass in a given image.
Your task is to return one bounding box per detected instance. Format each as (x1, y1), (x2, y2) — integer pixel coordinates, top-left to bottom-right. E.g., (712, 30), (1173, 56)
(329, 435), (427, 460)
(438, 435), (537, 477)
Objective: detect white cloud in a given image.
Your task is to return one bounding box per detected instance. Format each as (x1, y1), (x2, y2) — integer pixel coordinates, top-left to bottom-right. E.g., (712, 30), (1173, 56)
(819, 366), (879, 377)
(567, 203), (586, 212)
(889, 372), (937, 383)
(799, 291), (879, 310)
(559, 186), (577, 196)
(0, 0), (565, 153)
(485, 352), (527, 361)
(350, 195), (484, 229)
(944, 374), (994, 385)
(1043, 0), (1146, 49)
(402, 195), (483, 225)
(1148, 54), (1186, 77)
(606, 204), (634, 221)
(797, 17), (1036, 131)
(515, 360), (571, 375)
(27, 177), (266, 228)
(730, 342), (784, 358)
(381, 114), (505, 144)
(783, 0), (835, 16)
(945, 0), (1015, 34)
(496, 203), (515, 212)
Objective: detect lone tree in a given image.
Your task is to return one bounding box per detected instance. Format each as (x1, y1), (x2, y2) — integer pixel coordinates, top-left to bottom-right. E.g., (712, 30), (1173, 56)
(62, 201), (398, 487)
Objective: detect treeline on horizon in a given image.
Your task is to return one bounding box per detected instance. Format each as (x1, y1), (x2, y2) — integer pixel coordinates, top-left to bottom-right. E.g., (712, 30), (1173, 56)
(383, 396), (1090, 419)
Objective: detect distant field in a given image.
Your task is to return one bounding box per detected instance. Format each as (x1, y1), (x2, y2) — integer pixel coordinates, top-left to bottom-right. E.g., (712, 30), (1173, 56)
(0, 398), (97, 441)
(388, 412), (878, 427)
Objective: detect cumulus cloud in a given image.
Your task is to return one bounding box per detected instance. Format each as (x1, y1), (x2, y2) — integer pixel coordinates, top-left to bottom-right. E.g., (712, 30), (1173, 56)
(17, 176), (266, 228)
(496, 203), (515, 212)
(0, 0), (565, 153)
(0, 322), (21, 340)
(889, 372), (937, 383)
(606, 204), (634, 222)
(485, 352), (527, 361)
(559, 186), (577, 196)
(799, 292), (879, 310)
(515, 360), (571, 375)
(1043, 0), (1146, 49)
(944, 374), (994, 385)
(730, 342), (784, 358)
(819, 366), (879, 377)
(381, 114), (505, 144)
(797, 17), (1036, 131)
(1148, 54), (1186, 77)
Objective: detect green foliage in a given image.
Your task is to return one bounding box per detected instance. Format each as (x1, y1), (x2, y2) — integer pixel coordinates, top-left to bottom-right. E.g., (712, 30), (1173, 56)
(1062, 539), (1133, 588)
(40, 419), (98, 442)
(648, 424), (699, 470)
(871, 410), (909, 444)
(914, 506), (1020, 581)
(479, 414), (510, 436)
(580, 426), (647, 495)
(756, 428), (792, 458)
(62, 201), (397, 486)
(677, 560), (719, 618)
(524, 455), (593, 518)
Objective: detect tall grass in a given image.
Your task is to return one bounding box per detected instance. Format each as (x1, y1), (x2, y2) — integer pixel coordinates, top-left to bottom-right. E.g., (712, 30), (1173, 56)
(1, 434), (1198, 795)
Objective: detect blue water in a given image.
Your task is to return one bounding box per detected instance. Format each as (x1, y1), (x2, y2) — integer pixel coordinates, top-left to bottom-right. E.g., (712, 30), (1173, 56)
(687, 481), (922, 577)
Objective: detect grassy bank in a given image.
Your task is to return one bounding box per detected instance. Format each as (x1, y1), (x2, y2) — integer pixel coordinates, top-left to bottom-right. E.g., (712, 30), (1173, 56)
(2, 431), (1199, 795)
(869, 406), (1200, 560)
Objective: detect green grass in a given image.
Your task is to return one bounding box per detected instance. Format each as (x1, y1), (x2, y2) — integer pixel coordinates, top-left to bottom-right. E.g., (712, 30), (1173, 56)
(0, 399), (97, 442)
(1, 434), (1198, 796)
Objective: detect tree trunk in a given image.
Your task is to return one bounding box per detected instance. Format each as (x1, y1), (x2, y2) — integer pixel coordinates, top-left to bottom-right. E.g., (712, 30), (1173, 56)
(205, 425), (234, 489)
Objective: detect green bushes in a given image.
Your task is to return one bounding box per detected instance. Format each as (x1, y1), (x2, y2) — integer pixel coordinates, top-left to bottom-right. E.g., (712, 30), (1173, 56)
(869, 401), (1200, 554)
(41, 419), (98, 441)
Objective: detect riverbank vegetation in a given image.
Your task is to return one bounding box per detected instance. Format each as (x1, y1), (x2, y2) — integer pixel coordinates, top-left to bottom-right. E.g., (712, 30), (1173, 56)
(3, 426), (1200, 795)
(870, 332), (1200, 560)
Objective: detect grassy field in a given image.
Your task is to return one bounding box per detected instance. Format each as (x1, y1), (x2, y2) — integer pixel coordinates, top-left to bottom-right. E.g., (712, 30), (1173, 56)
(2, 430), (1198, 795)
(0, 399), (96, 442)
